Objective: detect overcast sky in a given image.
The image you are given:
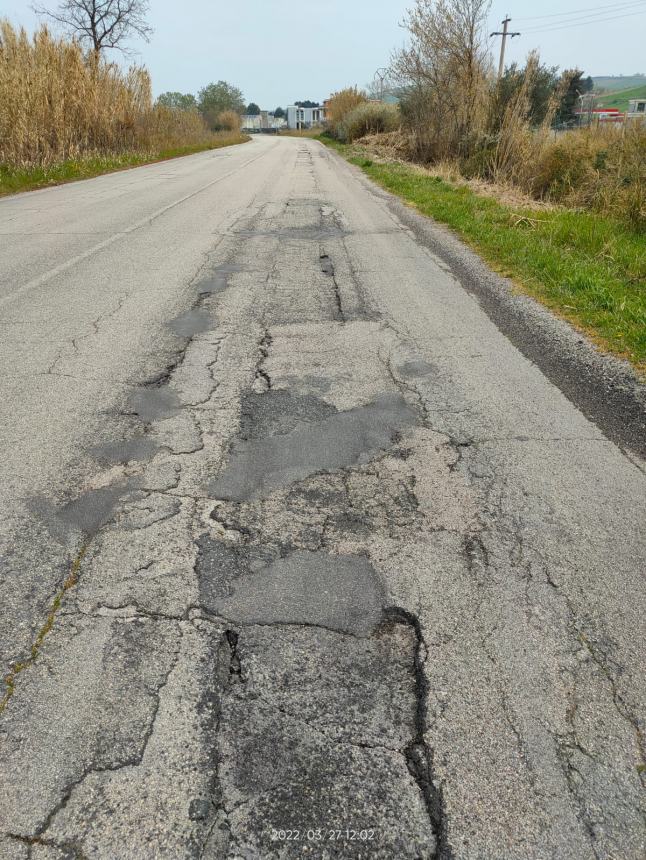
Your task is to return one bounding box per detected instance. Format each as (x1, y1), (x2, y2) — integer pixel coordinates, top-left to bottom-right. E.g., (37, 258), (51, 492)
(3, 0), (645, 107)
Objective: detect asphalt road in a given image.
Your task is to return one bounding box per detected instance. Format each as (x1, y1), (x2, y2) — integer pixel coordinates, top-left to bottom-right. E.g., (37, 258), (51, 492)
(0, 135), (644, 859)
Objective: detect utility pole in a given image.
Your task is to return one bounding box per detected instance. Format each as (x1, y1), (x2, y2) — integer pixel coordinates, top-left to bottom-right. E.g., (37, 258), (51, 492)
(490, 16), (520, 79)
(374, 68), (388, 101)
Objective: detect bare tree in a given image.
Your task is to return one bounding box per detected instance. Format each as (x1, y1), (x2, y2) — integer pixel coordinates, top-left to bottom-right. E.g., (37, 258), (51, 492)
(32, 0), (153, 54)
(391, 0), (492, 161)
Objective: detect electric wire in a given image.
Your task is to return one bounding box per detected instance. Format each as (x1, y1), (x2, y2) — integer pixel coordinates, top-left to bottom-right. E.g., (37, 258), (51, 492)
(523, 6), (646, 32)
(516, 0), (646, 21)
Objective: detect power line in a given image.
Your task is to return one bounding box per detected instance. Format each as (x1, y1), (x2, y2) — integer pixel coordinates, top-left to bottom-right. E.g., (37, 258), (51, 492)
(516, 0), (646, 21)
(523, 6), (646, 32)
(524, 4), (646, 30)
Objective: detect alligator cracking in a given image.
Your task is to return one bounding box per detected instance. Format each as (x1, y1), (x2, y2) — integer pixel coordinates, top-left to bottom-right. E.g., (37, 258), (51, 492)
(0, 544), (88, 714)
(0, 240), (226, 715)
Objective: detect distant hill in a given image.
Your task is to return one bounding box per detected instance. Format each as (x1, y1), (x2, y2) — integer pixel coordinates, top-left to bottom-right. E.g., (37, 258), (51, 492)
(593, 75), (645, 92)
(596, 84), (646, 112)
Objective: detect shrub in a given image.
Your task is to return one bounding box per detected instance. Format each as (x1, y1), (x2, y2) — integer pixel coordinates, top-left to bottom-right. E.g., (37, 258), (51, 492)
(325, 87), (366, 138)
(460, 141), (497, 179)
(214, 110), (241, 133)
(531, 133), (599, 199)
(337, 102), (400, 143)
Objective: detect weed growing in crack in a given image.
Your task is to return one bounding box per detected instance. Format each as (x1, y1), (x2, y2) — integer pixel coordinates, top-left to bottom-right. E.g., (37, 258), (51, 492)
(0, 545), (88, 713)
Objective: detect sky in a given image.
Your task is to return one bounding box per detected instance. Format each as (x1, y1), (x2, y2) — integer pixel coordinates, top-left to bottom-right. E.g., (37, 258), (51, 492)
(3, 0), (645, 107)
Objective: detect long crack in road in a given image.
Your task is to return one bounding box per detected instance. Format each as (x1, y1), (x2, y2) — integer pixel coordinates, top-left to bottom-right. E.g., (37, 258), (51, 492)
(0, 137), (644, 859)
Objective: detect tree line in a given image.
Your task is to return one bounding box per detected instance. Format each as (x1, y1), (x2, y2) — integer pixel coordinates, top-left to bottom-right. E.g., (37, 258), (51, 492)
(155, 88), (285, 129)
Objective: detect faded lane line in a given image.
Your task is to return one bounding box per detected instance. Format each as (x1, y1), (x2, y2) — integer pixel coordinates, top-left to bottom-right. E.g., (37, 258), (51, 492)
(0, 142), (277, 311)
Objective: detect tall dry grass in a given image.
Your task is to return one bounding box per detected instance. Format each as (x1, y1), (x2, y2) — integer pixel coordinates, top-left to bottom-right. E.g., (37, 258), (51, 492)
(448, 119), (644, 230)
(477, 56), (645, 228)
(0, 20), (215, 168)
(136, 106), (216, 152)
(488, 52), (542, 184)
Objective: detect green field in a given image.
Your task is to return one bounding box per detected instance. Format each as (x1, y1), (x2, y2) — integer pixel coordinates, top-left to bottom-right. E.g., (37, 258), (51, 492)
(322, 138), (646, 371)
(593, 75), (646, 92)
(596, 84), (646, 112)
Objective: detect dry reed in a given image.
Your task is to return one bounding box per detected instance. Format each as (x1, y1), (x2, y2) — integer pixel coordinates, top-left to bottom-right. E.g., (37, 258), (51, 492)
(0, 20), (216, 168)
(215, 110), (241, 133)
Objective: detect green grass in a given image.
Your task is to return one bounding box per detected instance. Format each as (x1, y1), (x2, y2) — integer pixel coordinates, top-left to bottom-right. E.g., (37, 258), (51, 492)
(279, 127), (324, 138)
(0, 135), (250, 197)
(596, 84), (646, 113)
(321, 138), (646, 369)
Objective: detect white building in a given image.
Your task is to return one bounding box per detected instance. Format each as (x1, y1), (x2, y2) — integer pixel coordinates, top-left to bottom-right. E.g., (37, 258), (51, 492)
(286, 104), (325, 130)
(627, 98), (646, 120)
(240, 114), (263, 131)
(240, 112), (287, 132)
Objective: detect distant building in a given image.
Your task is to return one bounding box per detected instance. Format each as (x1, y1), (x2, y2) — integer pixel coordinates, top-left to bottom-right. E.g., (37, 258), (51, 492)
(240, 112), (286, 132)
(627, 98), (646, 119)
(286, 104), (325, 130)
(240, 114), (262, 131)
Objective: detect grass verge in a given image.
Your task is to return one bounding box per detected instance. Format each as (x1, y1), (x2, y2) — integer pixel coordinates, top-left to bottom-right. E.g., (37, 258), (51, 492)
(322, 137), (646, 370)
(0, 134), (250, 197)
(279, 128), (324, 138)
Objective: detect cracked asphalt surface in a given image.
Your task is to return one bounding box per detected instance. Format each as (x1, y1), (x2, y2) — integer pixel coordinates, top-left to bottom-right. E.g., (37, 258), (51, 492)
(0, 135), (645, 859)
